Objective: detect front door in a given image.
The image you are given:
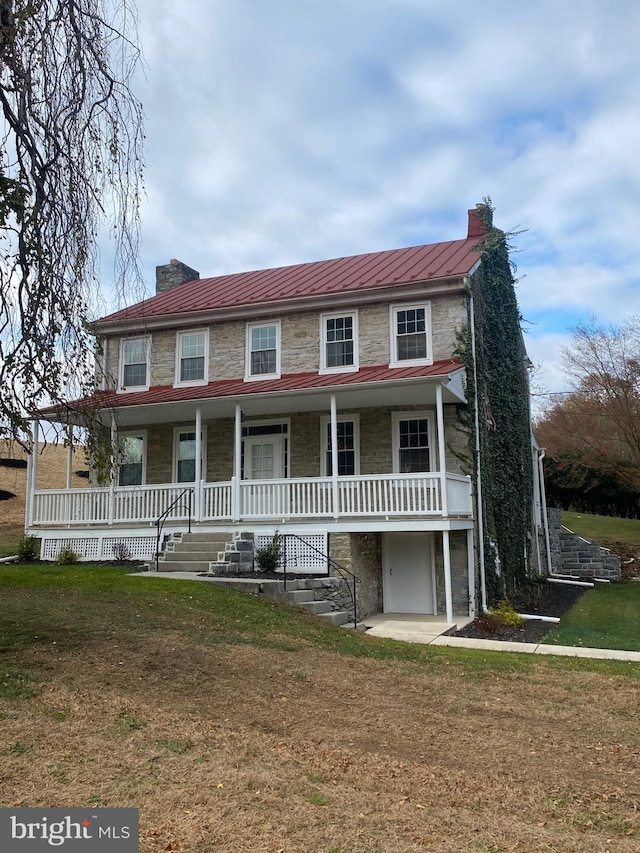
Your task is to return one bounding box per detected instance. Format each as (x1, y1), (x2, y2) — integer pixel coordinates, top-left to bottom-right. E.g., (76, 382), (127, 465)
(243, 436), (285, 516)
(383, 532), (435, 614)
(244, 436), (284, 480)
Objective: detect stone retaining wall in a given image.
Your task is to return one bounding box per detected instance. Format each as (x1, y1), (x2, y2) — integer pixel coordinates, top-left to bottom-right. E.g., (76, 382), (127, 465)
(547, 507), (621, 580)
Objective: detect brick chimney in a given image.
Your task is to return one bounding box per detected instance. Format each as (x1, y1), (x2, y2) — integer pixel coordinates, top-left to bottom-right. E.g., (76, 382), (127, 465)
(467, 205), (492, 239)
(155, 259), (200, 294)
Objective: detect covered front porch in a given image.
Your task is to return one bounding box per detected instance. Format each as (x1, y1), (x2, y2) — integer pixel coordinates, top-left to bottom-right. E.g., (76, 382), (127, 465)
(30, 364), (473, 530)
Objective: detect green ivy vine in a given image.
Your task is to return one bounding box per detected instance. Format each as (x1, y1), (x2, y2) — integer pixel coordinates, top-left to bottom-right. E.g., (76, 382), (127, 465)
(458, 200), (534, 601)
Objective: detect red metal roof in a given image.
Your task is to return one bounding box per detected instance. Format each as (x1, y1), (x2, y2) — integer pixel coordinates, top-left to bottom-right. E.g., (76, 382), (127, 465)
(41, 361), (463, 416)
(98, 238), (481, 326)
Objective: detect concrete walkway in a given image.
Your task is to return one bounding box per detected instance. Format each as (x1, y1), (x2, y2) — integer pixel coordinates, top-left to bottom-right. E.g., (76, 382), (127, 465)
(364, 613), (640, 661)
(132, 572), (640, 663)
(364, 613), (473, 644)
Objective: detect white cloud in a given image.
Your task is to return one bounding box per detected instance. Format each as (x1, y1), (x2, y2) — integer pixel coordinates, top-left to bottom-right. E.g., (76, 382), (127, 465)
(117, 0), (640, 398)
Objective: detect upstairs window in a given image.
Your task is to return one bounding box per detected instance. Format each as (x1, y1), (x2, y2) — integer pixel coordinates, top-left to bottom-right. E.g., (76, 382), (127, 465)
(120, 337), (150, 390)
(176, 330), (208, 386)
(390, 304), (432, 367)
(320, 312), (358, 373)
(246, 321), (280, 379)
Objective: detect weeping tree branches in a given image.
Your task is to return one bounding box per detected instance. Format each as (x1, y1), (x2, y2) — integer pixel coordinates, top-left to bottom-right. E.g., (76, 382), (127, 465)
(0, 0), (144, 444)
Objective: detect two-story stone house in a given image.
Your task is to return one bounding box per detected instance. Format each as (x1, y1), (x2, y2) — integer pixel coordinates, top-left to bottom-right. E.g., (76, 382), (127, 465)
(28, 206), (545, 622)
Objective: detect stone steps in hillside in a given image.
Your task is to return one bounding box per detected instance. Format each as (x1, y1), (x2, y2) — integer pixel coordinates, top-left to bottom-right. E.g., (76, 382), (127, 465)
(202, 576), (355, 627)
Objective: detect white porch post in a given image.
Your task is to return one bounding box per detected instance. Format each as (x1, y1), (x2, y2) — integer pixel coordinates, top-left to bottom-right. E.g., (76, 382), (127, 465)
(436, 383), (448, 517)
(233, 404), (242, 521)
(195, 406), (202, 522)
(467, 527), (476, 617)
(66, 426), (73, 490)
(27, 419), (39, 529)
(443, 529), (453, 623)
(330, 394), (339, 519)
(109, 412), (117, 526)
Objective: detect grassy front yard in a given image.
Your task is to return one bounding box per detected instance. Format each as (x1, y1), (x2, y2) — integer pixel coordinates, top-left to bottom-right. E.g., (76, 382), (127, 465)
(544, 580), (640, 651)
(1, 564), (640, 852)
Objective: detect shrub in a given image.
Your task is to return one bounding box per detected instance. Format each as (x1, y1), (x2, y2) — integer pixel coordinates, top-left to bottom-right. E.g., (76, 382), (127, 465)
(491, 599), (524, 628)
(255, 531), (282, 573)
(476, 600), (524, 636)
(56, 546), (80, 565)
(111, 541), (132, 562)
(17, 535), (39, 561)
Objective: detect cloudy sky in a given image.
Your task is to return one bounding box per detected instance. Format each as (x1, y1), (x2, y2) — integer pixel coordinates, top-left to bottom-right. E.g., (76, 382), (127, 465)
(117, 0), (640, 401)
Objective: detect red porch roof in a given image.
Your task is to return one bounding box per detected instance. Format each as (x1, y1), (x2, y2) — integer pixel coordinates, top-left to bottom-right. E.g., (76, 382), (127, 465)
(41, 360), (464, 418)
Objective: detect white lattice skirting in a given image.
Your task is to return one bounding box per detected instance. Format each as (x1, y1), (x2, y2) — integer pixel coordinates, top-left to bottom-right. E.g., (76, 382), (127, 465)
(255, 533), (328, 574)
(41, 535), (156, 562)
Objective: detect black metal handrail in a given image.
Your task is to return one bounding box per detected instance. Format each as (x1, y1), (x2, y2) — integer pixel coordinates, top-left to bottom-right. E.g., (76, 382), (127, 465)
(281, 532), (360, 627)
(155, 488), (194, 571)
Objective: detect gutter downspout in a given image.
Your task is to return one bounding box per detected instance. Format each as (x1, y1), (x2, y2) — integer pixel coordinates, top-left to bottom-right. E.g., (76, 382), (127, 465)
(466, 278), (488, 613)
(538, 448), (552, 574)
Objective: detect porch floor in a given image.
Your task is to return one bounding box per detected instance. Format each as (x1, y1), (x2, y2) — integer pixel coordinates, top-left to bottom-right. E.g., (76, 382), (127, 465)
(364, 613), (474, 645)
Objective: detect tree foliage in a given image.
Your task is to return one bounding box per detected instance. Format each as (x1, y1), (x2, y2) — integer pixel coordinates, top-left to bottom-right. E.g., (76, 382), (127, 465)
(537, 317), (640, 517)
(0, 0), (144, 444)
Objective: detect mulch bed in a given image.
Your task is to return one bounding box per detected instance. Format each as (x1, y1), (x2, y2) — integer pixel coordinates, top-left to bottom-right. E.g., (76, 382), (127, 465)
(454, 581), (588, 643)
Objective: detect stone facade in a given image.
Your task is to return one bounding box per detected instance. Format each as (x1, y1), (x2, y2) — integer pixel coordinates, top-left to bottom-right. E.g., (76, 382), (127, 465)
(349, 532), (383, 617)
(104, 293), (469, 391)
(125, 405), (469, 483)
(434, 531), (470, 615)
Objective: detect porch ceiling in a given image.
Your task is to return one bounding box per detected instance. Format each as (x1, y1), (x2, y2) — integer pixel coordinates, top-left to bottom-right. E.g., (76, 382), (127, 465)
(42, 363), (467, 427)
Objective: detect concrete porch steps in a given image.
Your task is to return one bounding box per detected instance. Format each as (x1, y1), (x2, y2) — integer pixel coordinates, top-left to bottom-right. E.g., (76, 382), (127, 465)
(155, 531), (254, 573)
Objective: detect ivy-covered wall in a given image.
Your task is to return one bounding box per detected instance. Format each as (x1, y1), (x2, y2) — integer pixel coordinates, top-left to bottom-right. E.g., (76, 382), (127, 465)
(463, 201), (534, 601)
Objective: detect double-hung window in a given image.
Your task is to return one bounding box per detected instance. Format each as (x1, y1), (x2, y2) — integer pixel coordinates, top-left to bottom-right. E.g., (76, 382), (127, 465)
(393, 413), (434, 473)
(118, 433), (146, 486)
(175, 330), (208, 386)
(321, 416), (359, 476)
(246, 321), (280, 379)
(390, 304), (432, 366)
(120, 337), (150, 390)
(320, 312), (358, 373)
(173, 427), (207, 483)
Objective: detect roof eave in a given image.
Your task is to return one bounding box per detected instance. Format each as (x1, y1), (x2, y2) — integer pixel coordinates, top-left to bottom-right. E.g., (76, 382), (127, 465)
(94, 272), (472, 335)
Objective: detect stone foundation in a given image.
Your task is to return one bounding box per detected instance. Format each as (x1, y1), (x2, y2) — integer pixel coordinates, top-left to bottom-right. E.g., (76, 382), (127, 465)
(348, 532), (383, 617)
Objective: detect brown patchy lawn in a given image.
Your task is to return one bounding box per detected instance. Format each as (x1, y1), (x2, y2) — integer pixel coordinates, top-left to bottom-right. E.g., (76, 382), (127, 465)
(1, 571), (639, 852)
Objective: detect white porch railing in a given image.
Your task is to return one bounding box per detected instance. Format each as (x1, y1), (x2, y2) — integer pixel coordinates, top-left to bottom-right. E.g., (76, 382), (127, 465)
(32, 472), (472, 527)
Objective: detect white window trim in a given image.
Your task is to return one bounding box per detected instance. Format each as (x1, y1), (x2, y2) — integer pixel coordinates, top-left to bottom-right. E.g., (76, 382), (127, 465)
(174, 329), (209, 388)
(389, 302), (433, 368)
(172, 425), (208, 484)
(117, 430), (148, 486)
(391, 411), (436, 474)
(118, 335), (151, 392)
(319, 310), (359, 375)
(320, 414), (360, 476)
(245, 320), (281, 381)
